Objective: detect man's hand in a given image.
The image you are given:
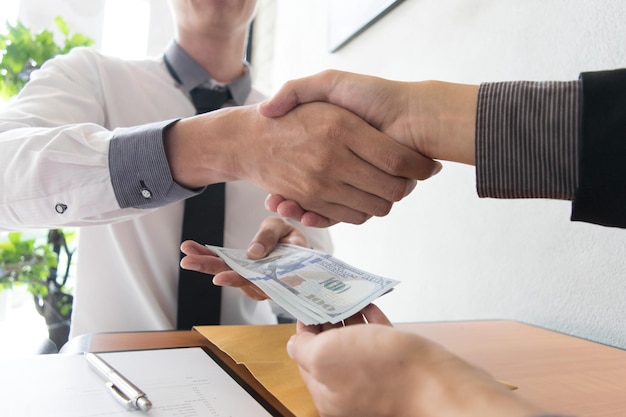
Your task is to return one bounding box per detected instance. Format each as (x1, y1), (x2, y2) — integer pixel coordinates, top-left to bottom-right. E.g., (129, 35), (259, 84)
(166, 100), (440, 225)
(180, 216), (308, 300)
(287, 304), (543, 417)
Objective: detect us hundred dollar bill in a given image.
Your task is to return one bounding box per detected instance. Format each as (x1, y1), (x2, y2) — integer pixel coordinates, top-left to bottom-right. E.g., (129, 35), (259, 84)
(206, 244), (399, 325)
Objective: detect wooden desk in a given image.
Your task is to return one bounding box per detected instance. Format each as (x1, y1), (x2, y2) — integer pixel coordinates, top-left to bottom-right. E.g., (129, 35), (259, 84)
(87, 320), (626, 417)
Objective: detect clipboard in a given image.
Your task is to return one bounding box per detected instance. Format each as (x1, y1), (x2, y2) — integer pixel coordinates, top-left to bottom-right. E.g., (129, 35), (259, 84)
(186, 345), (295, 417)
(95, 346), (293, 417)
(0, 345), (293, 417)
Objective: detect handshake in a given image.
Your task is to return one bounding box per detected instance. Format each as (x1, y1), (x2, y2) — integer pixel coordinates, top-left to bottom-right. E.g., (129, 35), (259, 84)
(255, 70), (479, 228)
(169, 70), (479, 229)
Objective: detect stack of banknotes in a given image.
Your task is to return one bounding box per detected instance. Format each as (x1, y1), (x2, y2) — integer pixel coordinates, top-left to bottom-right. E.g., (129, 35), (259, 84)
(206, 243), (400, 325)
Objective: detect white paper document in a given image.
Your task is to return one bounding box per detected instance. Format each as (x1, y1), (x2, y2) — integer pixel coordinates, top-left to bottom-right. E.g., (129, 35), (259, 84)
(0, 347), (275, 417)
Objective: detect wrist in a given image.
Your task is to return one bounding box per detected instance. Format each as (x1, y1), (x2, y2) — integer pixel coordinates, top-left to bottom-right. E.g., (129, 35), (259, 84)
(413, 81), (478, 165)
(164, 107), (248, 188)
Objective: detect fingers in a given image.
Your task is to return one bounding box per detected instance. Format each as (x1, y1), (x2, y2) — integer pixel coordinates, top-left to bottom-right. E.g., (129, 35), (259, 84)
(179, 240), (228, 274)
(342, 313), (370, 327)
(348, 135), (442, 182)
(246, 216), (308, 259)
(360, 303), (393, 326)
(293, 304), (390, 335)
(258, 71), (338, 118)
(288, 304), (392, 369)
(264, 194), (284, 213)
(265, 194), (347, 227)
(341, 304), (392, 327)
(286, 330), (316, 363)
(255, 101), (435, 225)
(213, 271), (269, 300)
(180, 240), (269, 300)
(301, 212), (336, 228)
(296, 321), (323, 334)
(180, 239), (213, 255)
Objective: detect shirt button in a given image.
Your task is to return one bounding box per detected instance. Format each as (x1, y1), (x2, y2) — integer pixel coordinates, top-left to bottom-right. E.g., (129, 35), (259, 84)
(55, 203), (68, 214)
(141, 188), (152, 199)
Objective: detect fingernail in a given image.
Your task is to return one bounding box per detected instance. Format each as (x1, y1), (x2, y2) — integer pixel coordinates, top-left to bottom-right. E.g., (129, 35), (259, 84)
(286, 335), (296, 358)
(181, 261), (200, 271)
(405, 179), (417, 195)
(248, 242), (265, 258)
(432, 162), (443, 176)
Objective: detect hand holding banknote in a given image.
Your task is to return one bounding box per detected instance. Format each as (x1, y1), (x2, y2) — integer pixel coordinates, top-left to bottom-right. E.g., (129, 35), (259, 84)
(207, 243), (398, 325)
(180, 216), (399, 325)
(180, 217), (305, 301)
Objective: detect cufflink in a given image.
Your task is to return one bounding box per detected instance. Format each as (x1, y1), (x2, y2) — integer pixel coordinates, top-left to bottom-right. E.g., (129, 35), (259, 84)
(139, 180), (152, 199)
(55, 203), (68, 214)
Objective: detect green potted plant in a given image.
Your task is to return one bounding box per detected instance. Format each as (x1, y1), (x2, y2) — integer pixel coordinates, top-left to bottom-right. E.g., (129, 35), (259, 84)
(1, 16), (92, 348)
(0, 230), (76, 349)
(0, 16), (94, 100)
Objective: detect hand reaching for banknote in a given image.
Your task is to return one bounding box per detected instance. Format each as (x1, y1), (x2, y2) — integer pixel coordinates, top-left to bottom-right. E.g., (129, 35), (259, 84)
(180, 216), (305, 301)
(287, 305), (541, 417)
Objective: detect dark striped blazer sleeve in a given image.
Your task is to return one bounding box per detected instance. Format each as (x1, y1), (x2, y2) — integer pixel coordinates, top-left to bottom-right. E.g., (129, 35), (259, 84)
(571, 68), (626, 228)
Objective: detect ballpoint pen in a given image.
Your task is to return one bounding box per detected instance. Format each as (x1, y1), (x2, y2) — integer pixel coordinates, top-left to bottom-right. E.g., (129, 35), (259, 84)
(85, 352), (153, 412)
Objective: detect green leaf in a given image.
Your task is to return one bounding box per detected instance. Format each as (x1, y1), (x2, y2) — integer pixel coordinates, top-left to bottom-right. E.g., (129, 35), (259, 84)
(0, 17), (94, 100)
(8, 232), (22, 245)
(54, 16), (70, 36)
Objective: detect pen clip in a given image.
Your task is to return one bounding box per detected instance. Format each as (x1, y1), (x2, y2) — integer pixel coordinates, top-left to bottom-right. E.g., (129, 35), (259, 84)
(105, 381), (133, 410)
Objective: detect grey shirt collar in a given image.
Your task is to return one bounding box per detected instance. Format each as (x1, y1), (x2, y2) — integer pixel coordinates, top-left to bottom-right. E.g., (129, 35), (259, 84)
(163, 40), (251, 106)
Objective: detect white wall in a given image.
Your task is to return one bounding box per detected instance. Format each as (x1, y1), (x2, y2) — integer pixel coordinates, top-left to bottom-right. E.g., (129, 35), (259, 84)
(259, 0), (626, 348)
(17, 0), (173, 57)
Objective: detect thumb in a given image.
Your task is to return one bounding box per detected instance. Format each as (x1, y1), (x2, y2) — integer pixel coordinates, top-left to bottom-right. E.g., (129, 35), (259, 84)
(257, 97), (296, 118)
(286, 332), (316, 367)
(258, 71), (337, 118)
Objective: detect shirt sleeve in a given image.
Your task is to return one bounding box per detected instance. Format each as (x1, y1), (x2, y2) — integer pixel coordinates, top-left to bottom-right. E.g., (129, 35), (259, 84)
(475, 80), (580, 200)
(0, 47), (199, 230)
(571, 68), (626, 228)
(109, 119), (200, 209)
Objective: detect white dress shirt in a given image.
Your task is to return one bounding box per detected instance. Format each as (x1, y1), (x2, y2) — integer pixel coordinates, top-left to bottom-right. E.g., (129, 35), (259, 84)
(0, 46), (332, 338)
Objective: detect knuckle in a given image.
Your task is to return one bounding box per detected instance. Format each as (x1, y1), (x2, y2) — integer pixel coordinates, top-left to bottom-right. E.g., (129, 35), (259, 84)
(382, 151), (412, 176)
(322, 117), (344, 142)
(387, 179), (409, 202)
(319, 69), (339, 82)
(350, 211), (372, 225)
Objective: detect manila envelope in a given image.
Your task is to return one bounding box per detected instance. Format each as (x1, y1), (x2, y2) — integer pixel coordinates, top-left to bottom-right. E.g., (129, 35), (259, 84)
(195, 324), (317, 417)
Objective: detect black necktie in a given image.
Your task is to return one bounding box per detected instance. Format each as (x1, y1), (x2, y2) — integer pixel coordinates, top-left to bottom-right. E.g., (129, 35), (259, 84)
(190, 86), (231, 114)
(177, 86), (232, 330)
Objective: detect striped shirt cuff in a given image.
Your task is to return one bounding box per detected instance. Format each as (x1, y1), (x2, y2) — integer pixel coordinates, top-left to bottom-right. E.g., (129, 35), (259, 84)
(476, 80), (580, 200)
(109, 119), (200, 209)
